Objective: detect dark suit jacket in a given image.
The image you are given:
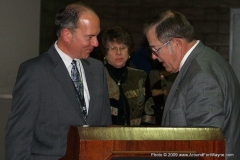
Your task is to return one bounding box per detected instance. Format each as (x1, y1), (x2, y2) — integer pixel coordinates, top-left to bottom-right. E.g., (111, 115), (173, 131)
(162, 41), (240, 159)
(5, 45), (112, 160)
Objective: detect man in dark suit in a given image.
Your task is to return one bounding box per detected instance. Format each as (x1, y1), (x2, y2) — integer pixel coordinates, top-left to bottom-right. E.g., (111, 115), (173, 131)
(5, 2), (111, 159)
(144, 10), (240, 160)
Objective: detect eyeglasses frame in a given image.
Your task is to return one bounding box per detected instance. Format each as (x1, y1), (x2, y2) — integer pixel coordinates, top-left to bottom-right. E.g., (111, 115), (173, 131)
(151, 39), (172, 57)
(107, 46), (127, 52)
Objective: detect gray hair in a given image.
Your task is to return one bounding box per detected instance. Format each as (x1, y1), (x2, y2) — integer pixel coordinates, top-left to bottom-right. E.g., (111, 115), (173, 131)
(144, 10), (195, 43)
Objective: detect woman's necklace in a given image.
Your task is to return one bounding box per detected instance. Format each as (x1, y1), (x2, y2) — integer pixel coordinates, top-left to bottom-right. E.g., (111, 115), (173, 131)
(106, 63), (127, 86)
(116, 73), (125, 86)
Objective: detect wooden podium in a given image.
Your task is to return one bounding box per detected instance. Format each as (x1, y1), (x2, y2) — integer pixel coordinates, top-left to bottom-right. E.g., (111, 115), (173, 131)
(60, 126), (225, 160)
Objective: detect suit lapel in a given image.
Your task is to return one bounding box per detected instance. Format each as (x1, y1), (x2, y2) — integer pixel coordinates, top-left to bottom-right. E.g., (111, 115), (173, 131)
(81, 59), (94, 117)
(48, 46), (82, 118)
(162, 41), (205, 124)
(162, 71), (182, 123)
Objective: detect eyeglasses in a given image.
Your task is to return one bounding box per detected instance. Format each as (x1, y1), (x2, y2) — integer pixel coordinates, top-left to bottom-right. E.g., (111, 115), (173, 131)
(151, 40), (171, 57)
(107, 46), (127, 52)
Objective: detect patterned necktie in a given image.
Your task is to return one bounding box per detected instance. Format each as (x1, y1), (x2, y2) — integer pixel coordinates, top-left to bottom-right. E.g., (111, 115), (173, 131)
(71, 60), (87, 122)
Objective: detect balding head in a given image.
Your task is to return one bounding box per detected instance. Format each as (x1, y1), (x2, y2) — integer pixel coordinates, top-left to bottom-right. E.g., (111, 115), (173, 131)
(54, 2), (98, 37)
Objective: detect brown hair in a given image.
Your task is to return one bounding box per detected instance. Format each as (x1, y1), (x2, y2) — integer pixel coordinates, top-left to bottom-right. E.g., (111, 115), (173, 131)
(99, 25), (134, 56)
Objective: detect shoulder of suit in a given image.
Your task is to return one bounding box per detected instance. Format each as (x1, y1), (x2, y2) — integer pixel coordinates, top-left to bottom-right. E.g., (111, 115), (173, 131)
(20, 52), (48, 67)
(81, 57), (104, 67)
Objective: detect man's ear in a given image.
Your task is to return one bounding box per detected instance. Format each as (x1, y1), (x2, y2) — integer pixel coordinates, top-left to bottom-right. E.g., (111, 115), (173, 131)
(61, 28), (72, 42)
(173, 37), (183, 49)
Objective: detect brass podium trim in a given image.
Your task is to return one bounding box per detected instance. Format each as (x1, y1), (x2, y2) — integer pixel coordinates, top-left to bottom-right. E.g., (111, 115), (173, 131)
(77, 126), (224, 140)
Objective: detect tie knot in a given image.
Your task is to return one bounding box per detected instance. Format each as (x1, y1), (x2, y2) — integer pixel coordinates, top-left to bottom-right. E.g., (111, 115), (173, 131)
(71, 60), (77, 66)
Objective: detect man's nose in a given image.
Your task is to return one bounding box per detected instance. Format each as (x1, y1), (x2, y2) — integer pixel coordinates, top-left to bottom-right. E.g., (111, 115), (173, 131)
(91, 37), (99, 47)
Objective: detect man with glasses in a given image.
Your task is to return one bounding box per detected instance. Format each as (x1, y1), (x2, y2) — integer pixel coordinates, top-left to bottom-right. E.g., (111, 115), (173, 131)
(144, 10), (240, 160)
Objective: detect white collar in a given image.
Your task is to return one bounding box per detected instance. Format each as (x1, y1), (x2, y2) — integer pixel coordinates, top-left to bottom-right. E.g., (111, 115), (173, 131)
(179, 40), (200, 71)
(54, 41), (73, 68)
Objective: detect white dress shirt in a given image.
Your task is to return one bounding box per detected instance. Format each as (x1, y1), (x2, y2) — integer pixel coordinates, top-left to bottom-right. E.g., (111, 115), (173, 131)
(54, 41), (90, 113)
(179, 40), (200, 71)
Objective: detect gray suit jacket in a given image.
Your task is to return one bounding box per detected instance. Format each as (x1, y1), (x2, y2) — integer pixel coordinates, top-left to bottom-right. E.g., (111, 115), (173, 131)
(162, 41), (240, 159)
(5, 45), (112, 160)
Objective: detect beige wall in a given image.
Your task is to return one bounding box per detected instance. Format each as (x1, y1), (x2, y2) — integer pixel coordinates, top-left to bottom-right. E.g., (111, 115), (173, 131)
(0, 0), (40, 159)
(0, 0), (40, 96)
